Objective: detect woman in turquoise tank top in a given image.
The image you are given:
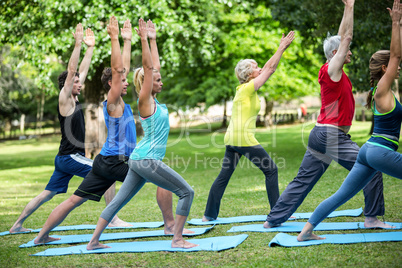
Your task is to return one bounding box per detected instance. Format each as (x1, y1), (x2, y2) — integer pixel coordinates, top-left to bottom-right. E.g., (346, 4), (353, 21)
(298, 0), (402, 242)
(87, 18), (197, 250)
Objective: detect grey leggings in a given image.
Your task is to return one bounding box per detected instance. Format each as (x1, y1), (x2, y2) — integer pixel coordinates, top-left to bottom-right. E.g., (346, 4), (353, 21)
(100, 159), (194, 222)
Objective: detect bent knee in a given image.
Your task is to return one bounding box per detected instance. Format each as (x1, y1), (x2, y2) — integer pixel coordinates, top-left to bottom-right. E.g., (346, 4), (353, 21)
(41, 190), (57, 201)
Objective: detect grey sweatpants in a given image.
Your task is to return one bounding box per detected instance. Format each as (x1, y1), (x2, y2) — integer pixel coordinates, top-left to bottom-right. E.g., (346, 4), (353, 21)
(100, 159), (194, 222)
(266, 125), (384, 226)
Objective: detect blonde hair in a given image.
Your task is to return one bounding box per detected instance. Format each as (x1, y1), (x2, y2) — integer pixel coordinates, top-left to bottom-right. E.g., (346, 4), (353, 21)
(235, 59), (257, 84)
(133, 67), (160, 95)
(366, 50), (390, 109)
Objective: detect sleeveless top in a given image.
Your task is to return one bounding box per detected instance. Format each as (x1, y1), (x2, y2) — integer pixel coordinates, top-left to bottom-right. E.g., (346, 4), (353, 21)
(57, 101), (86, 156)
(130, 99), (170, 161)
(317, 63), (355, 126)
(367, 90), (402, 151)
(100, 100), (137, 157)
(224, 80), (261, 146)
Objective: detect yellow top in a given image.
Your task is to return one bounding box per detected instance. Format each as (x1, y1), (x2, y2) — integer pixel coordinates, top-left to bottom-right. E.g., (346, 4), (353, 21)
(224, 80), (261, 146)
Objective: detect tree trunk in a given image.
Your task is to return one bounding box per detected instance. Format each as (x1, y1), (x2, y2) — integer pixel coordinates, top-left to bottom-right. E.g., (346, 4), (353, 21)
(20, 113), (25, 135)
(221, 99), (227, 128)
(83, 64), (107, 159)
(35, 91), (45, 135)
(264, 96), (274, 127)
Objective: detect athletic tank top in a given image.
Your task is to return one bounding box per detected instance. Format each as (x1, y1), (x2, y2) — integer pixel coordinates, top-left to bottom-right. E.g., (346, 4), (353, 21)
(100, 100), (137, 157)
(130, 99), (170, 161)
(57, 101), (86, 156)
(317, 63), (355, 126)
(367, 93), (402, 151)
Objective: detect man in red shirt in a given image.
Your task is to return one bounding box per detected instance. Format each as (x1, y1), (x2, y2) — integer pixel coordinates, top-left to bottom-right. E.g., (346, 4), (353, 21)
(264, 0), (390, 229)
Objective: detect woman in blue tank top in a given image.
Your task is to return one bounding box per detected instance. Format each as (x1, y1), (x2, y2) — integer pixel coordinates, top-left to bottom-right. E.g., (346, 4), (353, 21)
(87, 18), (197, 250)
(298, 0), (402, 242)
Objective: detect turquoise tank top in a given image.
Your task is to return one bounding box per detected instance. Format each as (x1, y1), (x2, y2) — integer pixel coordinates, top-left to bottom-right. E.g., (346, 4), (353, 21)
(130, 99), (170, 161)
(100, 100), (137, 157)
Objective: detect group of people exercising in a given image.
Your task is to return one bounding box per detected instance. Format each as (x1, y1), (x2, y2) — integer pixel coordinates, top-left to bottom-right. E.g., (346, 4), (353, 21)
(9, 0), (402, 249)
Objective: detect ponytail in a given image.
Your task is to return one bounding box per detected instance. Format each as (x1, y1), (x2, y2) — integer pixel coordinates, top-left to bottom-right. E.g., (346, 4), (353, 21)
(133, 68), (144, 95)
(365, 79), (375, 110)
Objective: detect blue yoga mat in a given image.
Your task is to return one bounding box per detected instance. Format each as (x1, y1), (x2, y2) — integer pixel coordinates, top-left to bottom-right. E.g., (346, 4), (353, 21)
(227, 222), (402, 233)
(269, 231), (402, 247)
(0, 221), (164, 236)
(188, 208), (363, 225)
(31, 234), (249, 256)
(20, 226), (213, 248)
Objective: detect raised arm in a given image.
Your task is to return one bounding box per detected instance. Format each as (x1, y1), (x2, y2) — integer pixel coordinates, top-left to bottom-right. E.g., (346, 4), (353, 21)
(327, 0), (354, 81)
(59, 23), (84, 105)
(136, 18), (154, 117)
(253, 31), (295, 90)
(147, 20), (160, 72)
(121, 19), (132, 74)
(106, 16), (125, 115)
(375, 0), (401, 112)
(78, 28), (95, 85)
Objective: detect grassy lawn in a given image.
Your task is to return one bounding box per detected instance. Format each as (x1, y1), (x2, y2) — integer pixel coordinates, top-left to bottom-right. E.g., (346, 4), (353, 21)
(0, 122), (401, 267)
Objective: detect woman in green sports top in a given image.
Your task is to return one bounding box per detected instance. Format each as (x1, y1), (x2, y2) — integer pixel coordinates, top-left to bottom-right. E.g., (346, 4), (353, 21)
(203, 31), (295, 222)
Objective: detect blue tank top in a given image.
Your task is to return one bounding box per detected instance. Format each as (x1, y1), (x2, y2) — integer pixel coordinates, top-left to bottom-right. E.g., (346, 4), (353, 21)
(100, 100), (137, 157)
(368, 95), (402, 151)
(130, 99), (170, 161)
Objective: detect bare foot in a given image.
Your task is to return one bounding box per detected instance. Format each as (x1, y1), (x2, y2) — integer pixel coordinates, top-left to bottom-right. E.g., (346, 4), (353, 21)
(34, 235), (61, 245)
(182, 228), (195, 234)
(364, 217), (395, 229)
(289, 215), (296, 220)
(263, 221), (281, 228)
(171, 239), (198, 248)
(86, 241), (111, 250)
(164, 226), (195, 235)
(9, 226), (32, 234)
(108, 217), (132, 227)
(202, 216), (214, 222)
(297, 231), (325, 242)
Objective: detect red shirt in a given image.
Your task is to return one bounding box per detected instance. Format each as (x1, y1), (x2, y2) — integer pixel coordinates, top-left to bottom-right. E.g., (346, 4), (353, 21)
(317, 63), (355, 126)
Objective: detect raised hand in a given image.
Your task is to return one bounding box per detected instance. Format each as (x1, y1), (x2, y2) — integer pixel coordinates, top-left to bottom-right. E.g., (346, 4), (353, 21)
(388, 0), (401, 22)
(135, 18), (148, 40)
(107, 16), (119, 40)
(147, 20), (156, 40)
(121, 19), (132, 41)
(73, 23), (84, 44)
(83, 28), (95, 47)
(342, 0), (355, 7)
(279, 31), (295, 51)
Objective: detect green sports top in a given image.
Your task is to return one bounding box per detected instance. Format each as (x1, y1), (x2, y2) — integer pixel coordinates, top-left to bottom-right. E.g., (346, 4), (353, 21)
(224, 79), (261, 147)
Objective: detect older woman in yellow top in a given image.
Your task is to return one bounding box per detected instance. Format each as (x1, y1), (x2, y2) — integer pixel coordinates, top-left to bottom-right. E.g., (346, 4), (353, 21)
(203, 31), (295, 221)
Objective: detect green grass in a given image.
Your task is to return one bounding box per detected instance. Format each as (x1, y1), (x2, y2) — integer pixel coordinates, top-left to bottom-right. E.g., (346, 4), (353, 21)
(0, 122), (401, 267)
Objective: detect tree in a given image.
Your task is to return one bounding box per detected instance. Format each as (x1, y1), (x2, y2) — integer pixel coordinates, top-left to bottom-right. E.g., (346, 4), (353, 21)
(268, 0), (397, 94)
(162, 3), (320, 126)
(0, 45), (39, 137)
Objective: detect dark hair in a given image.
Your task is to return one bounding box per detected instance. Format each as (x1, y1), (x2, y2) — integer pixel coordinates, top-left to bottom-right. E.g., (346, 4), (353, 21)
(101, 68), (112, 91)
(366, 50), (390, 110)
(58, 71), (79, 90)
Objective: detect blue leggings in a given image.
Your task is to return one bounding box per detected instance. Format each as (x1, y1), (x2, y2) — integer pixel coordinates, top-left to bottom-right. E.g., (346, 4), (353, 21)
(309, 143), (402, 227)
(100, 159), (194, 222)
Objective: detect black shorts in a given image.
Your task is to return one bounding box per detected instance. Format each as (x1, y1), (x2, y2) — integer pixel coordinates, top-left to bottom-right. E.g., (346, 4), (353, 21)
(74, 154), (129, 201)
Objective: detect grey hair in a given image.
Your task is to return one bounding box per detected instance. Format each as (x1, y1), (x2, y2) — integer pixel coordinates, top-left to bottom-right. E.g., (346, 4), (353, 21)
(323, 33), (341, 62)
(235, 59), (257, 84)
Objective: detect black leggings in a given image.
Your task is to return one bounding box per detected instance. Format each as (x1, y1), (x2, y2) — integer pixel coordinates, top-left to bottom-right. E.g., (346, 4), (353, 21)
(204, 145), (279, 220)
